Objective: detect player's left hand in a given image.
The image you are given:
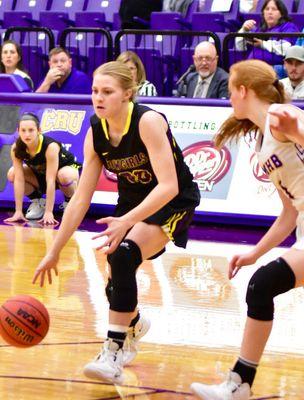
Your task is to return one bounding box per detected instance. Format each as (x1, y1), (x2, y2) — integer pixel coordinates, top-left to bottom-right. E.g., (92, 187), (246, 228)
(94, 216), (132, 254)
(39, 211), (59, 226)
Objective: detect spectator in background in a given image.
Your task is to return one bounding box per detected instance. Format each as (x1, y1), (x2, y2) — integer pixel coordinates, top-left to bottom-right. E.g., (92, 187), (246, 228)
(36, 47), (91, 94)
(235, 0), (299, 77)
(176, 41), (229, 99)
(119, 0), (163, 29)
(0, 40), (34, 91)
(116, 51), (158, 96)
(280, 46), (304, 100)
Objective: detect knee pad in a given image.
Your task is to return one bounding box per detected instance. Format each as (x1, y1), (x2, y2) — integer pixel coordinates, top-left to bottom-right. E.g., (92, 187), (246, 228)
(246, 257), (295, 321)
(107, 239), (142, 312)
(105, 278), (113, 303)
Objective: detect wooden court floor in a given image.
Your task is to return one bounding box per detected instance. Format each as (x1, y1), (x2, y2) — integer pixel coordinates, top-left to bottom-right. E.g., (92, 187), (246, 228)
(0, 223), (303, 399)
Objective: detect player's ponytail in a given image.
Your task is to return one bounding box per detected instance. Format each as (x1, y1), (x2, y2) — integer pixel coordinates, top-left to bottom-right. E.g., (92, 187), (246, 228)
(214, 59), (287, 148)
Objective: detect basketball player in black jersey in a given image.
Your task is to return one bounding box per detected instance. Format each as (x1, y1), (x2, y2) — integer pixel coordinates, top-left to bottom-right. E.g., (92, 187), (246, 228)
(33, 61), (200, 384)
(4, 113), (81, 225)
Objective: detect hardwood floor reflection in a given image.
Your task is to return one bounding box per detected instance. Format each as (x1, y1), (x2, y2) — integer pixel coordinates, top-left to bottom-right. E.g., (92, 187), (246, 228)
(0, 224), (303, 399)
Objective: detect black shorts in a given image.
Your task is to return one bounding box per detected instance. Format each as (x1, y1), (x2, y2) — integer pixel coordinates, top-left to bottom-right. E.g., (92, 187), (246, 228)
(114, 189), (199, 249)
(31, 164), (80, 194)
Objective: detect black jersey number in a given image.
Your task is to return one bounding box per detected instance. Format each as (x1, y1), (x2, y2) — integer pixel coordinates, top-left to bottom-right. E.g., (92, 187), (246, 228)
(119, 169), (152, 184)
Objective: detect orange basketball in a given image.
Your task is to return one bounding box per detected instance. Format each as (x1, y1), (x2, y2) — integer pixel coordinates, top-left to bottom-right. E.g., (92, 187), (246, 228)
(0, 295), (50, 347)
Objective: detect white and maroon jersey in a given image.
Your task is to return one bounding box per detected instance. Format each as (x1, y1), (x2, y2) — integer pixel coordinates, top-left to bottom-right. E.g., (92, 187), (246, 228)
(255, 103), (304, 212)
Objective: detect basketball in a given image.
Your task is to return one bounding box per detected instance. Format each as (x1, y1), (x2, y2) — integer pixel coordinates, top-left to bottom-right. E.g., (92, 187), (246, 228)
(0, 295), (50, 348)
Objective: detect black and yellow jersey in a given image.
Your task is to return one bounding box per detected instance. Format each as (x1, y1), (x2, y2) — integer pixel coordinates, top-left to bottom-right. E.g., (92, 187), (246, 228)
(91, 102), (199, 211)
(23, 135), (81, 175)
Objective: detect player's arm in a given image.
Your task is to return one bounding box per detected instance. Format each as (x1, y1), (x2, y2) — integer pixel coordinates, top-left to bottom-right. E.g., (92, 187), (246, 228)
(229, 189), (298, 278)
(94, 111), (179, 254)
(5, 145), (27, 222)
(269, 104), (304, 146)
(49, 128), (102, 253)
(43, 142), (60, 222)
(251, 189), (297, 259)
(121, 111), (179, 226)
(33, 128), (103, 286)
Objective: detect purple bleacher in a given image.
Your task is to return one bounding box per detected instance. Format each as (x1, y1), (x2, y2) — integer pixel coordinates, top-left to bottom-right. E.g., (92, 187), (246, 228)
(135, 1), (198, 31)
(39, 0), (85, 31)
(3, 0), (49, 28)
(0, 0), (15, 27)
(20, 45), (48, 88)
(87, 45), (109, 75)
(0, 73), (31, 92)
(199, 0), (240, 31)
(290, 0), (304, 30)
(128, 47), (164, 95)
(296, 0), (304, 12)
(80, 0), (121, 29)
(150, 12), (184, 30)
(75, 11), (107, 28)
(191, 12), (226, 32)
(185, 0), (199, 19)
(59, 28), (113, 75)
(113, 12), (121, 30)
(114, 32), (143, 55)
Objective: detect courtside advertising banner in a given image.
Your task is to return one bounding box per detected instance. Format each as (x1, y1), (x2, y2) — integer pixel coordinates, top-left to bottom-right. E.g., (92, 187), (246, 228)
(0, 101), (281, 217)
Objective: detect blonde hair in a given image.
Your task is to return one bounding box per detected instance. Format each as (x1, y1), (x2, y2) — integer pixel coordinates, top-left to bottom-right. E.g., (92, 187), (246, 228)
(93, 61), (137, 101)
(116, 50), (146, 85)
(215, 59), (288, 148)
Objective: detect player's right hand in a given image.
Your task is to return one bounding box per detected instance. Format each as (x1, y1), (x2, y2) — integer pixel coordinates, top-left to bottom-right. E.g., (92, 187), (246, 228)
(4, 211), (27, 223)
(32, 253), (59, 287)
(228, 251), (257, 280)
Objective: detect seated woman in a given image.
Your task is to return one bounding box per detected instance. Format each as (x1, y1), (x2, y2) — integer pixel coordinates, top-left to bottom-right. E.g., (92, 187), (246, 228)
(235, 0), (299, 77)
(116, 50), (158, 96)
(4, 113), (81, 225)
(0, 40), (34, 91)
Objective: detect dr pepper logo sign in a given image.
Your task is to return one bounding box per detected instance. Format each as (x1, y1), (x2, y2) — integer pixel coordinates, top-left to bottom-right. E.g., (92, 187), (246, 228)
(183, 141), (231, 191)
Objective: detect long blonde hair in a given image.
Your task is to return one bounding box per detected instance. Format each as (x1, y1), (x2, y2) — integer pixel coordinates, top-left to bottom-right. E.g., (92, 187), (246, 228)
(116, 50), (146, 85)
(215, 59), (287, 148)
(93, 61), (137, 101)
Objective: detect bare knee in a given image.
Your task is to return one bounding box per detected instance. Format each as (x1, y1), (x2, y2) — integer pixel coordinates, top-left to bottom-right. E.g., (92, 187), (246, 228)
(7, 167), (15, 183)
(57, 167), (78, 187)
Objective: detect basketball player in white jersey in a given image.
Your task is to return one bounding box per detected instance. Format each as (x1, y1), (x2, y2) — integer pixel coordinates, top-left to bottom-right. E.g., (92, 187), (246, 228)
(191, 59), (304, 399)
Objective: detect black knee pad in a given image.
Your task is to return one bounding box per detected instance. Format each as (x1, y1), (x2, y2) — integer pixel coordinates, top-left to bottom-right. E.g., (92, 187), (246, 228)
(246, 257), (295, 321)
(107, 239), (142, 312)
(105, 278), (113, 302)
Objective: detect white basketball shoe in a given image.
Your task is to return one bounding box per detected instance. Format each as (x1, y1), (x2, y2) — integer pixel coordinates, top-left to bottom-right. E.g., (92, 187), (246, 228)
(83, 339), (124, 384)
(25, 198), (46, 220)
(190, 371), (251, 400)
(123, 314), (151, 365)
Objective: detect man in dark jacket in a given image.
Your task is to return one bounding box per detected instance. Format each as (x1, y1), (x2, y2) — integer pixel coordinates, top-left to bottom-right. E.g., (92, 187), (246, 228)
(119, 0), (163, 29)
(176, 41), (229, 99)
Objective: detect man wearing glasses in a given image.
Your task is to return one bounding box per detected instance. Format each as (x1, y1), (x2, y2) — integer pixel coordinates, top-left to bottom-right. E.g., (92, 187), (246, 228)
(176, 41), (229, 99)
